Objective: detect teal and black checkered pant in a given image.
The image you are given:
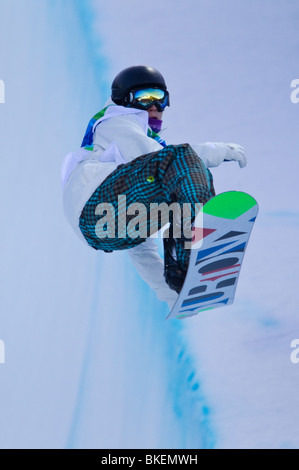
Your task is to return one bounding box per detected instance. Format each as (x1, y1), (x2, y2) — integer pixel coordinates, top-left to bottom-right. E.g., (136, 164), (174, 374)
(79, 144), (215, 269)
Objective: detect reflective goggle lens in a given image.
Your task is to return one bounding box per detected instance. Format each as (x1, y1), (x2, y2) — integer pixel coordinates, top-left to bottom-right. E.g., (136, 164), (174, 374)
(132, 88), (169, 109)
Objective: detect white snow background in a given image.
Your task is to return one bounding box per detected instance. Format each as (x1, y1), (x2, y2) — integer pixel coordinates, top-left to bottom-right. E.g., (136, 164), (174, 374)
(0, 0), (298, 449)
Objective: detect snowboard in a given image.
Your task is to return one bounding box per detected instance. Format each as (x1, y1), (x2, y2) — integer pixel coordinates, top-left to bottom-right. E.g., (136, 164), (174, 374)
(167, 191), (258, 320)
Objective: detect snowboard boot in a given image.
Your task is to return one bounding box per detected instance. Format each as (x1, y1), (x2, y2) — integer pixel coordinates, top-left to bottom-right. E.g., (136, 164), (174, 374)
(163, 237), (187, 294)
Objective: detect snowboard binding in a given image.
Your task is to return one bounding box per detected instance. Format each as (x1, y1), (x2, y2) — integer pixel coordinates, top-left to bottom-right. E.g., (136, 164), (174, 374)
(163, 237), (187, 294)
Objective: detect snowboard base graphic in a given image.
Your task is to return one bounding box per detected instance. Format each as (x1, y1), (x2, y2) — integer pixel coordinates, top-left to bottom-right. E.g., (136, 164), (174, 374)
(167, 191), (258, 320)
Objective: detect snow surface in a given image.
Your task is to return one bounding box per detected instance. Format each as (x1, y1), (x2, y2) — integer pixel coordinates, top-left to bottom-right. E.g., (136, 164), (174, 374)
(0, 0), (299, 449)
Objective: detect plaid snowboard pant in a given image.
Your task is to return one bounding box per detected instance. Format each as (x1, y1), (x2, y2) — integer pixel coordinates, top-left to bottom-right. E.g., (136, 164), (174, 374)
(79, 144), (215, 270)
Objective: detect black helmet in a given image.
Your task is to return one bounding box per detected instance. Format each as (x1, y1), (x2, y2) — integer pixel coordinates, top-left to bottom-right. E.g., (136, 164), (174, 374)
(111, 65), (169, 108)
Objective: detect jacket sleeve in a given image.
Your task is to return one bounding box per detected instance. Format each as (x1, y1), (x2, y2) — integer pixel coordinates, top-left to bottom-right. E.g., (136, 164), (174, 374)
(128, 238), (178, 310)
(93, 113), (163, 162)
(191, 142), (247, 168)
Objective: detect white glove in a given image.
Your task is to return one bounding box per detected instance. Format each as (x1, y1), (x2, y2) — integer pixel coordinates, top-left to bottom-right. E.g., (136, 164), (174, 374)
(191, 142), (247, 168)
(224, 143), (247, 168)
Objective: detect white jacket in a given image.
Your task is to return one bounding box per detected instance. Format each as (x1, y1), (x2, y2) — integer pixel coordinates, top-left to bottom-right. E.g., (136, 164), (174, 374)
(61, 99), (246, 308)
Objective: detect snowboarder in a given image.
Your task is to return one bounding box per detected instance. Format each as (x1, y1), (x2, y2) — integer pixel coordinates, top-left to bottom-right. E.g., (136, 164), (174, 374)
(61, 65), (246, 308)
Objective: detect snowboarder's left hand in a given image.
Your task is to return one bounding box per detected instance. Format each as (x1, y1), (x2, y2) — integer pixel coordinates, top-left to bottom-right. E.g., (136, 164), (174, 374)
(225, 143), (247, 168)
(192, 142), (247, 169)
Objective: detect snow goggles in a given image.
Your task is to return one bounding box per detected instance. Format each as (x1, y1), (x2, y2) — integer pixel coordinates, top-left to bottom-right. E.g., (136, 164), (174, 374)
(128, 88), (169, 111)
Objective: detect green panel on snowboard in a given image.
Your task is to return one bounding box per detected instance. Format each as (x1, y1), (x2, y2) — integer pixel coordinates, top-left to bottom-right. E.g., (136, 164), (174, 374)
(203, 191), (257, 219)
